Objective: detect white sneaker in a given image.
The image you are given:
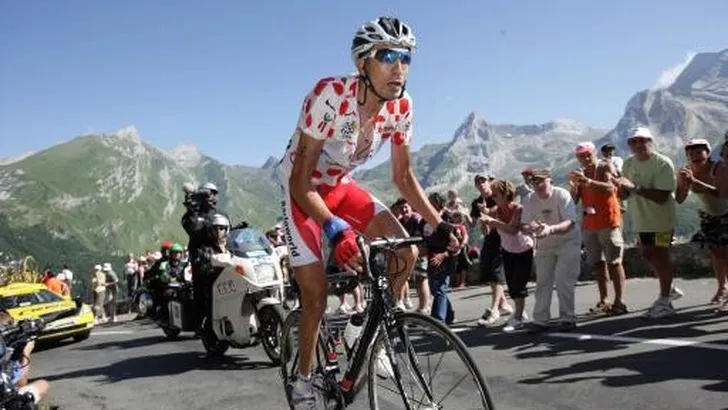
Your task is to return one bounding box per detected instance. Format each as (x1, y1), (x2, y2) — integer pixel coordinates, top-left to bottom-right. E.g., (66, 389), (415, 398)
(338, 303), (352, 315)
(395, 301), (406, 311)
(642, 299), (676, 319)
(375, 347), (393, 379)
(477, 309), (500, 327)
(404, 298), (414, 310)
(502, 317), (524, 333)
(669, 286), (684, 301)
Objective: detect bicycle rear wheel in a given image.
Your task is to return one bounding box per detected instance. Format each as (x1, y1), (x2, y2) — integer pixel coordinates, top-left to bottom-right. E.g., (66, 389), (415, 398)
(367, 311), (496, 409)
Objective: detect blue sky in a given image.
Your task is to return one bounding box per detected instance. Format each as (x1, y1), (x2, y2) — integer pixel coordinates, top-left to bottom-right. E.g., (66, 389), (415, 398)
(1, 0), (727, 168)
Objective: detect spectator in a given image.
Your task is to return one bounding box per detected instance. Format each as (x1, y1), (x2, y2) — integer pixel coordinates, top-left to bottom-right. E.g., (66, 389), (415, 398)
(480, 179), (534, 332)
(103, 262), (119, 323)
(91, 264), (107, 323)
(393, 197), (430, 312)
(0, 310), (50, 405)
(516, 169), (535, 204)
(616, 126), (682, 319)
(57, 264), (74, 292)
(600, 143), (624, 174)
(445, 189), (472, 225)
(426, 192), (458, 324)
(42, 270), (69, 298)
(676, 139), (728, 307)
(520, 168), (581, 332)
(471, 174), (513, 327)
(569, 141), (628, 316)
(124, 254), (139, 313)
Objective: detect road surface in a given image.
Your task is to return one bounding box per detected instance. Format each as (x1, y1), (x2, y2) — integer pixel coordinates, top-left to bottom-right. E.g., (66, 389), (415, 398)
(30, 277), (728, 410)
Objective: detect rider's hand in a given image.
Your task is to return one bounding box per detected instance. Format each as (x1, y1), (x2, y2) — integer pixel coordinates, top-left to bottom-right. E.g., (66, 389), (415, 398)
(324, 216), (363, 274)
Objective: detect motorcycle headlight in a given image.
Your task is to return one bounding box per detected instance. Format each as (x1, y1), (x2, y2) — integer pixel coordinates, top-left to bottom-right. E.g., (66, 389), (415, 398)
(254, 263), (276, 283)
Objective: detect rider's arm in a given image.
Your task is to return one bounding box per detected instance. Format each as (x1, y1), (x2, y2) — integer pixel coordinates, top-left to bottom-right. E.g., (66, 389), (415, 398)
(287, 79), (340, 228)
(289, 134), (335, 226)
(390, 102), (441, 229)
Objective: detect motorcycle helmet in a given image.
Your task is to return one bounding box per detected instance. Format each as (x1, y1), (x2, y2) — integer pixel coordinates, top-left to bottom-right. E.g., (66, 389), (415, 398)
(201, 182), (218, 194)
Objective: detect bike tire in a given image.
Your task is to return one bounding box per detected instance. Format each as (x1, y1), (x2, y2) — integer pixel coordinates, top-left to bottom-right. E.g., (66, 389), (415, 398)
(367, 312), (496, 410)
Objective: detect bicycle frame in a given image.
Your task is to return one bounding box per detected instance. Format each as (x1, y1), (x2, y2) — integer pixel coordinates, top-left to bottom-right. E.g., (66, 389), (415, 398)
(332, 235), (428, 406)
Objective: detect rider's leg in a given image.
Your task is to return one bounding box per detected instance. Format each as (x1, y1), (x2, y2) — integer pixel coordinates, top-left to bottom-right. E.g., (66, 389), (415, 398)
(294, 262), (328, 379)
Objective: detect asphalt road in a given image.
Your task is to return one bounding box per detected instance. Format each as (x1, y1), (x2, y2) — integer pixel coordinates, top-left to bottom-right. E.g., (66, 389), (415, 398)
(30, 277), (728, 410)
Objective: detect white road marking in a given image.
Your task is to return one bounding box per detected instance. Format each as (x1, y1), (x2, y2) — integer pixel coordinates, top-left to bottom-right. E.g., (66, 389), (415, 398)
(548, 332), (728, 352)
(92, 330), (135, 335)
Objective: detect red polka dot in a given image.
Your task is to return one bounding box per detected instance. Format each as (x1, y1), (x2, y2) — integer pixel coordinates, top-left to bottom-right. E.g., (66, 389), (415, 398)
(399, 98), (410, 114)
(326, 168), (342, 176)
(386, 100), (396, 114)
(375, 115), (386, 123)
(332, 82), (344, 95)
(349, 81), (358, 96)
(304, 98), (312, 114)
(314, 78), (333, 95)
(393, 132), (405, 145)
(339, 100), (349, 115)
(312, 170), (322, 179)
(305, 114), (312, 128)
(327, 128), (334, 138)
(382, 133), (391, 140)
(395, 115), (400, 122)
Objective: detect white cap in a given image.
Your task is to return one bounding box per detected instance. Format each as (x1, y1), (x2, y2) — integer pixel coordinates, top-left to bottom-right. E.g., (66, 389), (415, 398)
(103, 262), (111, 271)
(94, 264), (102, 271)
(629, 126), (653, 140)
(685, 138), (711, 151)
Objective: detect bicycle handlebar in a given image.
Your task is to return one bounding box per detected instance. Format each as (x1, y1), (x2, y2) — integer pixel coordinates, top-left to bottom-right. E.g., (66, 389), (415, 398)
(356, 235), (423, 281)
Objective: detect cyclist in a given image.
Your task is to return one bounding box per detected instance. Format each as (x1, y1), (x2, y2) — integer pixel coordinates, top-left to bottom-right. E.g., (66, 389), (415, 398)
(275, 16), (460, 409)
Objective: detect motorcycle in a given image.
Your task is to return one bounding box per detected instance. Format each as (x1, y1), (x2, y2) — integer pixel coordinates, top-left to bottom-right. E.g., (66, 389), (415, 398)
(136, 266), (196, 340)
(200, 227), (287, 365)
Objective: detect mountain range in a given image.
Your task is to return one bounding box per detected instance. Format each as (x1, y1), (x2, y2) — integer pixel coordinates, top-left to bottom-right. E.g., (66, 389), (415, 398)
(1, 48), (727, 276)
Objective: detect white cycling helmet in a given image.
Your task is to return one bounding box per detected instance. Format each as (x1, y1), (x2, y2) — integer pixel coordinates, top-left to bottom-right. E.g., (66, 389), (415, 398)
(351, 17), (417, 63)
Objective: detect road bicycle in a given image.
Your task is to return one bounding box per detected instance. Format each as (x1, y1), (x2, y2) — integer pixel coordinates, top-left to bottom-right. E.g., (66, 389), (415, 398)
(280, 234), (496, 409)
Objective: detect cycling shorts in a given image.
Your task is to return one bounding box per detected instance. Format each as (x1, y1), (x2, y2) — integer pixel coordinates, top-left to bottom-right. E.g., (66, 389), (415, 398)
(280, 180), (387, 267)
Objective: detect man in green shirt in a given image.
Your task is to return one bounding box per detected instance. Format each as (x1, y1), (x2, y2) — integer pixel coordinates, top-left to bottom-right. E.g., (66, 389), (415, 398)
(616, 127), (683, 319)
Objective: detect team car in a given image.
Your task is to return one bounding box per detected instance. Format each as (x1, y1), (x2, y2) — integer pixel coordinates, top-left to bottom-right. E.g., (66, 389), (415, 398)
(0, 283), (95, 342)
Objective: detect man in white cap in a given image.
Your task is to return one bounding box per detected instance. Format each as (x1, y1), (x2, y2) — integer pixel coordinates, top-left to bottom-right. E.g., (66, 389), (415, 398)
(615, 126), (682, 319)
(569, 141), (628, 315)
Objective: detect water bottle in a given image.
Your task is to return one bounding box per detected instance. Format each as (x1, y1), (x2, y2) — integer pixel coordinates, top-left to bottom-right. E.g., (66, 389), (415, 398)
(342, 312), (365, 357)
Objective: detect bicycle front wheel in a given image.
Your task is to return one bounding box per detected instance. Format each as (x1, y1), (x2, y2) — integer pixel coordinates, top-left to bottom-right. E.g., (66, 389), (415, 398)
(367, 312), (496, 410)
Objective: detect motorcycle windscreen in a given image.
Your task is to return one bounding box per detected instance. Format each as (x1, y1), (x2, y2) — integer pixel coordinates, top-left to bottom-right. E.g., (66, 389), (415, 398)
(228, 228), (273, 258)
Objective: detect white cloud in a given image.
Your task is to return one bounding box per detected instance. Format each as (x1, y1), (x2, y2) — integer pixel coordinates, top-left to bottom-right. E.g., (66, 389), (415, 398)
(653, 52), (697, 90)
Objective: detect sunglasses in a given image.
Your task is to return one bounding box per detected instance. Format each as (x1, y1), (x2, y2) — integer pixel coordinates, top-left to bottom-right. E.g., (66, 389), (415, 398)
(373, 48), (412, 65)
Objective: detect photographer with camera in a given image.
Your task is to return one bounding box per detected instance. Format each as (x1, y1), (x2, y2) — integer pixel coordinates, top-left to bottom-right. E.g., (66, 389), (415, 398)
(181, 182), (220, 329)
(0, 310), (50, 407)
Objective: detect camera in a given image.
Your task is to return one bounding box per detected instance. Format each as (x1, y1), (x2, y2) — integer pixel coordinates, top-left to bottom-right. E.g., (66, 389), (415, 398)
(182, 183), (213, 213)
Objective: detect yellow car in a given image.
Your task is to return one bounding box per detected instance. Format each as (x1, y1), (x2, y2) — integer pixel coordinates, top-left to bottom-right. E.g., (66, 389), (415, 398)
(0, 283), (95, 342)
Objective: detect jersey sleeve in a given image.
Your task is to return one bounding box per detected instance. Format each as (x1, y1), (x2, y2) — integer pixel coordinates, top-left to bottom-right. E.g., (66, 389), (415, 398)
(386, 92), (413, 146)
(297, 78), (340, 140)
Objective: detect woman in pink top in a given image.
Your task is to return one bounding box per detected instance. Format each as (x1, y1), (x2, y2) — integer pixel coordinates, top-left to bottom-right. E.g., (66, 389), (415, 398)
(481, 180), (535, 332)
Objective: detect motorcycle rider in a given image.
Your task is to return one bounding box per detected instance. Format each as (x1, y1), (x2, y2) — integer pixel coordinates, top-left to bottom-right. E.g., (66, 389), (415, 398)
(193, 213), (232, 331)
(144, 243), (188, 319)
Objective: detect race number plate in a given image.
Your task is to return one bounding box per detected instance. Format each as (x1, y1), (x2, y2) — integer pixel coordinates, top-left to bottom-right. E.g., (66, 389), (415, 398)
(170, 301), (183, 329)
